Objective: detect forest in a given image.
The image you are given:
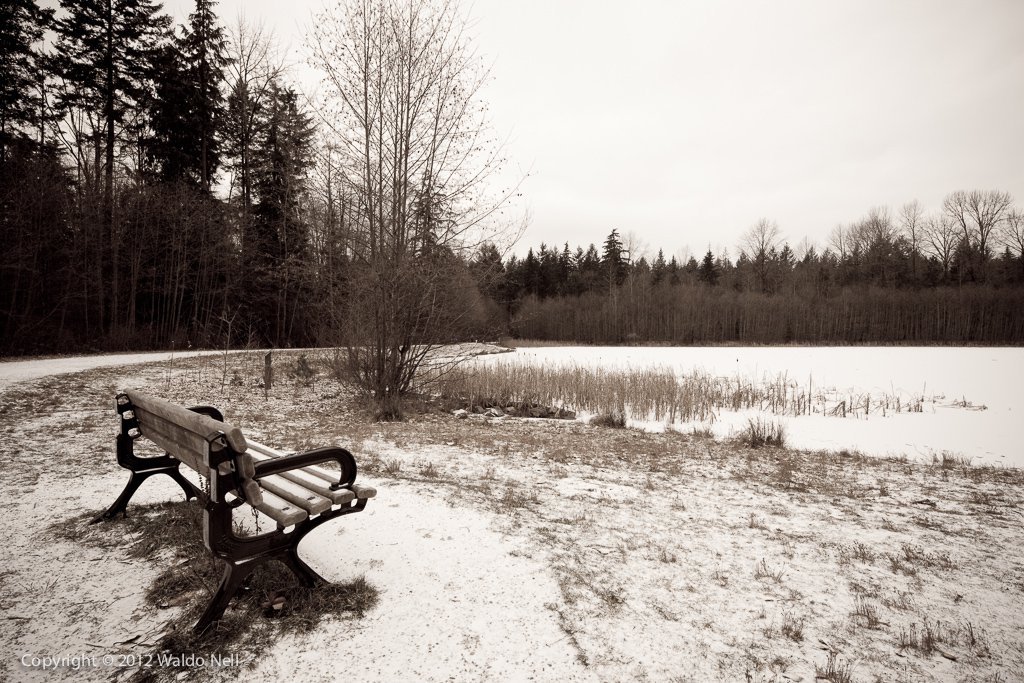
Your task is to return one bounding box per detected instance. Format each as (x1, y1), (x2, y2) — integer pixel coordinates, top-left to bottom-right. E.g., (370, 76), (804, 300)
(2, 0), (1024, 358)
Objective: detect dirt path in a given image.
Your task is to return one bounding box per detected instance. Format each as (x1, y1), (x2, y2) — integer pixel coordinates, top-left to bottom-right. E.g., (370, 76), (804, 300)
(0, 350), (223, 388)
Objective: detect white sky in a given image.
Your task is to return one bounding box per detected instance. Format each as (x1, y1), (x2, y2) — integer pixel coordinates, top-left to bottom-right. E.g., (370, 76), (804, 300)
(162, 0), (1024, 259)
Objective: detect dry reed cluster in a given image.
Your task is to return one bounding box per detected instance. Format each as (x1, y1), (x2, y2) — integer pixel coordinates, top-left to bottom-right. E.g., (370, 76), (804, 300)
(435, 360), (935, 425)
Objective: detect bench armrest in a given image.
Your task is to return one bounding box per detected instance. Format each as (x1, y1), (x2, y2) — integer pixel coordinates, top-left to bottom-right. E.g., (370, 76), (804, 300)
(252, 447), (357, 491)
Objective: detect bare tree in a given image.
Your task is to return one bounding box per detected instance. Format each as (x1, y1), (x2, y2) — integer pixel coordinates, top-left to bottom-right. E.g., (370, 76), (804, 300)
(740, 218), (781, 292)
(966, 190), (1013, 257)
(1003, 208), (1024, 258)
(899, 199), (924, 280)
(310, 0), (518, 416)
(922, 213), (957, 279)
(943, 190), (971, 246)
(861, 205), (895, 245)
(828, 223), (849, 261)
(621, 230), (649, 266)
(943, 189), (1013, 279)
(944, 189), (1013, 253)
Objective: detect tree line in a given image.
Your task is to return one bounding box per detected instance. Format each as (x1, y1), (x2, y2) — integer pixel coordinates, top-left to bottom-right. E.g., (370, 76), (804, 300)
(482, 196), (1024, 344)
(1, 0), (343, 354)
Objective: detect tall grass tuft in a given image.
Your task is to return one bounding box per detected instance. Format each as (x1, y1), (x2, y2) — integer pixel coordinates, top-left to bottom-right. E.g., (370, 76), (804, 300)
(741, 418), (786, 448)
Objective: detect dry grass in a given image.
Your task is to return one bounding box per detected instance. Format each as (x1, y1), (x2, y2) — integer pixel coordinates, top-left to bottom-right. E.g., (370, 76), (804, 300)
(434, 360), (945, 426)
(10, 351), (1024, 683)
(590, 409), (627, 428)
(49, 501), (378, 681)
(739, 417), (786, 448)
(815, 652), (855, 683)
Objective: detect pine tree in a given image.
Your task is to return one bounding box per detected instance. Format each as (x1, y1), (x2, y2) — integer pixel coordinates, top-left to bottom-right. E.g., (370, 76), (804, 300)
(698, 249), (719, 286)
(144, 41), (192, 182)
(51, 0), (171, 333)
(180, 0), (229, 192)
(145, 0), (229, 190)
(247, 81), (316, 343)
(0, 1), (54, 160)
(651, 248), (667, 285)
(602, 229), (626, 286)
(52, 0), (171, 201)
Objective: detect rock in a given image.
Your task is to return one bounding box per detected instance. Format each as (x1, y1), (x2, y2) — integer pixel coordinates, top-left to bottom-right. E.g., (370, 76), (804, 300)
(504, 406), (519, 416)
(484, 407), (504, 418)
(471, 405), (484, 414)
(529, 406), (547, 418)
(557, 408), (576, 420)
(452, 409), (468, 419)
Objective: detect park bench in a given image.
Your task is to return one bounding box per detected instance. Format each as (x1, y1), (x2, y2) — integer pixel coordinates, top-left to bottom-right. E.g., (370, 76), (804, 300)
(92, 390), (376, 634)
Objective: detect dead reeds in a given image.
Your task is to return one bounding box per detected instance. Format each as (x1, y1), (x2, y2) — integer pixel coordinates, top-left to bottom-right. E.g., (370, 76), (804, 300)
(435, 360), (941, 427)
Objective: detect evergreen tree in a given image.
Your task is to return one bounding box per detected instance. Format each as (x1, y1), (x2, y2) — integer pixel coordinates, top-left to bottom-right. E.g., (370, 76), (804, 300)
(144, 41), (192, 182)
(558, 243), (573, 293)
(472, 242), (505, 301)
(522, 248), (541, 296)
(698, 249), (719, 286)
(651, 249), (667, 285)
(602, 229), (626, 286)
(0, 0), (54, 160)
(180, 0), (229, 192)
(146, 0), (229, 190)
(52, 0), (171, 201)
(247, 81), (315, 343)
(50, 0), (171, 334)
(668, 256), (681, 285)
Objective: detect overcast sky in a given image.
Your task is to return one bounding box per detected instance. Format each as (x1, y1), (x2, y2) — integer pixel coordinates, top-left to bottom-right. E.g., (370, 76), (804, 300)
(164, 0), (1024, 259)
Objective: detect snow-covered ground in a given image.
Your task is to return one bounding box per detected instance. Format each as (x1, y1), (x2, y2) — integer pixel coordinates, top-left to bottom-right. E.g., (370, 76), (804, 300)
(479, 346), (1024, 467)
(1, 349), (1022, 682)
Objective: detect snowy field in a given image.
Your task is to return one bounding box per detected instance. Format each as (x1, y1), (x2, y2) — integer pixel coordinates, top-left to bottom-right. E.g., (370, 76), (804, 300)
(477, 346), (1024, 468)
(2, 347), (1023, 682)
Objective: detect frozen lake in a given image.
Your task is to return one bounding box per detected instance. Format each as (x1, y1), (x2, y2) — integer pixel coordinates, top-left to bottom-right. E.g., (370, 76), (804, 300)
(478, 346), (1024, 468)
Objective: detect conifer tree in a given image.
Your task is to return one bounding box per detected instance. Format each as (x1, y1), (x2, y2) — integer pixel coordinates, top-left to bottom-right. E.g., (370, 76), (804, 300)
(602, 229), (626, 286)
(247, 81), (316, 344)
(698, 249), (719, 286)
(52, 0), (171, 201)
(145, 0), (229, 190)
(0, 0), (54, 160)
(180, 0), (229, 192)
(51, 0), (171, 333)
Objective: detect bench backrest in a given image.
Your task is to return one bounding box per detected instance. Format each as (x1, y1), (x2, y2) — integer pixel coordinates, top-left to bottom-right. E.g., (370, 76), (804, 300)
(125, 390), (250, 479)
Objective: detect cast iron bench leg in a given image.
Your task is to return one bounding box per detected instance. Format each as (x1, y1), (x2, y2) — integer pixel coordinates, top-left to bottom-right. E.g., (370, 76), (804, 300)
(194, 561), (256, 634)
(91, 466), (198, 524)
(283, 547), (325, 588)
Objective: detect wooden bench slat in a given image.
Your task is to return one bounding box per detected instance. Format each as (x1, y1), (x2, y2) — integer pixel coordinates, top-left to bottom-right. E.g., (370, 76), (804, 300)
(127, 391), (248, 453)
(248, 450), (356, 505)
(291, 460), (375, 499)
(350, 484), (377, 499)
(251, 488), (308, 527)
(248, 441), (375, 500)
(257, 474), (333, 515)
(136, 414), (211, 477)
(246, 441), (286, 458)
